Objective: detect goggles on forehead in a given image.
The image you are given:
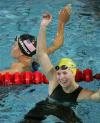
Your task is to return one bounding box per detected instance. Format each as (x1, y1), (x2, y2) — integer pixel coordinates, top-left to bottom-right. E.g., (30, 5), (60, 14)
(55, 65), (69, 71)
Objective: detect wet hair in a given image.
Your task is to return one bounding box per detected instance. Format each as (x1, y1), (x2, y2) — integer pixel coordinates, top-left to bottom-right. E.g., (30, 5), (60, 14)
(17, 34), (37, 57)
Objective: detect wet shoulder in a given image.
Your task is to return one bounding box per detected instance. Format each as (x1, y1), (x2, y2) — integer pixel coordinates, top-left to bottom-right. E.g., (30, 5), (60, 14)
(11, 62), (25, 72)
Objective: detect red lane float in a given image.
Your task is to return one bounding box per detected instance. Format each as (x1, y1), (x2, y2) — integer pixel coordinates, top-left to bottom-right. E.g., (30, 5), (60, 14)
(0, 69), (100, 86)
(0, 71), (48, 86)
(83, 69), (93, 82)
(75, 69), (93, 82)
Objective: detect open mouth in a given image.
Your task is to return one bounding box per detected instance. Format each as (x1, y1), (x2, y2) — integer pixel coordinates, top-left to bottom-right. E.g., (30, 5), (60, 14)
(61, 81), (67, 84)
(60, 80), (70, 86)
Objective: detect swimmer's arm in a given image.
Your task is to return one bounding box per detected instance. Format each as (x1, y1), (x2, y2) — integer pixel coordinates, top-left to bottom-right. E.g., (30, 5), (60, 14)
(0, 62), (23, 74)
(90, 89), (100, 102)
(47, 4), (72, 54)
(37, 14), (58, 93)
(37, 16), (54, 75)
(46, 22), (64, 54)
(77, 89), (100, 102)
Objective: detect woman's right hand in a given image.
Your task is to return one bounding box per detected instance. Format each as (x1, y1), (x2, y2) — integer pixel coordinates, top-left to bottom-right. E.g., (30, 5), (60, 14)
(41, 13), (52, 27)
(58, 4), (72, 24)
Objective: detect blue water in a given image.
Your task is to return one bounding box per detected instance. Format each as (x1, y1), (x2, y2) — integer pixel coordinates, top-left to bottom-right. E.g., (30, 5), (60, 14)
(0, 0), (100, 123)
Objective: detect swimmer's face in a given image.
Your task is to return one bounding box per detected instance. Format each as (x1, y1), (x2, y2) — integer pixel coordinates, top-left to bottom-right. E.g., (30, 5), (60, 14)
(11, 41), (23, 58)
(56, 68), (75, 88)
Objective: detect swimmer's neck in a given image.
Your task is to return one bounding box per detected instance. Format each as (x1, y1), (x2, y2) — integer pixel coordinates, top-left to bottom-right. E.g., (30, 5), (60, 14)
(62, 82), (79, 93)
(18, 55), (37, 66)
(18, 55), (32, 66)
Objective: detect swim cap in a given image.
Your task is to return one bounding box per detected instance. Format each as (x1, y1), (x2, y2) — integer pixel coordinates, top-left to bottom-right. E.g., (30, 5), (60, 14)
(17, 34), (37, 57)
(57, 58), (77, 74)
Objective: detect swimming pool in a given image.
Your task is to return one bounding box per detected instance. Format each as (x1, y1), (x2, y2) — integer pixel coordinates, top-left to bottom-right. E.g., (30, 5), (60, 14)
(0, 0), (100, 123)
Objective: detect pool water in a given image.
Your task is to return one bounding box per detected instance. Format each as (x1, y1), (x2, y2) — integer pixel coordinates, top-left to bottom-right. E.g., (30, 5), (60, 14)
(0, 0), (100, 123)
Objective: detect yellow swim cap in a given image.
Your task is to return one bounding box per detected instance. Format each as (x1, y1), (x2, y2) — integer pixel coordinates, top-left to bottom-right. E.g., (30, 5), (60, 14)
(57, 58), (77, 75)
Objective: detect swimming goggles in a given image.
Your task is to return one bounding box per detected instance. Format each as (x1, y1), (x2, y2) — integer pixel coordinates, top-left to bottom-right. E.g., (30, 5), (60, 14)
(55, 65), (68, 71)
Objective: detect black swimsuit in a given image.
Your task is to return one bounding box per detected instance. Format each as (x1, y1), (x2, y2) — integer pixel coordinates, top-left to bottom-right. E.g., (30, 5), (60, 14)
(20, 85), (83, 123)
(49, 84), (83, 104)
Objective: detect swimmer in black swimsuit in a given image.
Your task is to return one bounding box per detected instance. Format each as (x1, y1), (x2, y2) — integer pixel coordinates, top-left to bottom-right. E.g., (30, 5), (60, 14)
(20, 4), (100, 123)
(20, 85), (83, 123)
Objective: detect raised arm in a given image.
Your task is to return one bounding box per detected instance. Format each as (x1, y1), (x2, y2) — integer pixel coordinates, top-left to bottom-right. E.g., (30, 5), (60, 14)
(36, 13), (58, 95)
(47, 4), (72, 54)
(37, 13), (54, 75)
